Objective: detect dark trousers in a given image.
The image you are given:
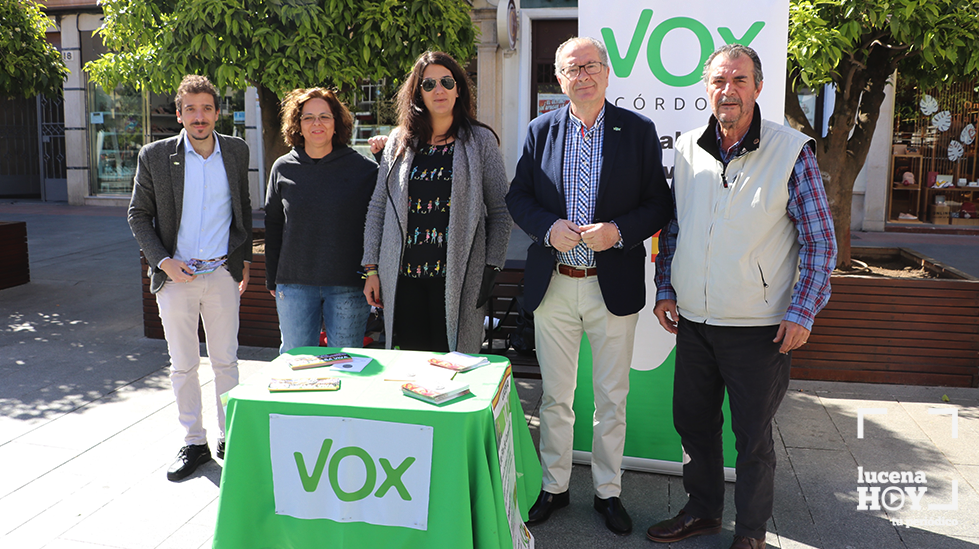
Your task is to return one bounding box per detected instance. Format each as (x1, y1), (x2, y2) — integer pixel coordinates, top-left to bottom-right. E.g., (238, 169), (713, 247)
(393, 275), (449, 352)
(674, 316), (791, 539)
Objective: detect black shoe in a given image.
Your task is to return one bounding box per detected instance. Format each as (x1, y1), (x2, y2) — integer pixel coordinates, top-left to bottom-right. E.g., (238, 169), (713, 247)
(646, 509), (722, 543)
(526, 489), (570, 525)
(594, 496), (632, 535)
(167, 443), (211, 482)
(216, 440), (226, 459)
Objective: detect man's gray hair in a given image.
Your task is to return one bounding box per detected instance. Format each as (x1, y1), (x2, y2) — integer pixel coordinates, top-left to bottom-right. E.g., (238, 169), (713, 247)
(554, 36), (610, 76)
(703, 44), (763, 86)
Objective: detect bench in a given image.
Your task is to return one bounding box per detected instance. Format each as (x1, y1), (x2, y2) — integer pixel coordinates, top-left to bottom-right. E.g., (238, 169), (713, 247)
(0, 221), (30, 290)
(483, 259), (541, 379)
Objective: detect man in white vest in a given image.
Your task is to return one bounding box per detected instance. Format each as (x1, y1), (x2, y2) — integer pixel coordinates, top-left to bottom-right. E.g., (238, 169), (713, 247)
(645, 45), (837, 549)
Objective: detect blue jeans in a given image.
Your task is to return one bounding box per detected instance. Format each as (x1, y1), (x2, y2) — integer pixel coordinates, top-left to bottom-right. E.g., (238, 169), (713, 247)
(274, 284), (370, 354)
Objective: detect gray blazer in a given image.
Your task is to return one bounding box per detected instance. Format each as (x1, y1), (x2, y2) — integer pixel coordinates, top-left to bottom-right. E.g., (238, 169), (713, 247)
(128, 130), (253, 293)
(362, 125), (512, 352)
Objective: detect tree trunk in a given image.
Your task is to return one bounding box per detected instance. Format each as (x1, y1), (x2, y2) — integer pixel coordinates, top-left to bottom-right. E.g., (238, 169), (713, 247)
(819, 157), (861, 268)
(257, 85), (289, 199)
(783, 51), (897, 269)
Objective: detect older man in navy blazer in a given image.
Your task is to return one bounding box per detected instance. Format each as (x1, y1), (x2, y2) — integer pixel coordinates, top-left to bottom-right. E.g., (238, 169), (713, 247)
(506, 36), (672, 534)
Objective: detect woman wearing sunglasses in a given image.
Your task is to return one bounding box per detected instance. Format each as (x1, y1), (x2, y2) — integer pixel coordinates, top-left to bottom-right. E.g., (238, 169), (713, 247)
(264, 88), (378, 353)
(362, 51), (511, 352)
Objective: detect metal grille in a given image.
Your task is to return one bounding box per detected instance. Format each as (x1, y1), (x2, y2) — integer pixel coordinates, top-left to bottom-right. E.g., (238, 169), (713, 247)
(0, 96), (40, 196)
(38, 95), (66, 180)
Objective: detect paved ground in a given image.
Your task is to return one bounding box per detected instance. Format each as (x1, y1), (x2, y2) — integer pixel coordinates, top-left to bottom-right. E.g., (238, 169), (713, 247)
(1, 201), (977, 549)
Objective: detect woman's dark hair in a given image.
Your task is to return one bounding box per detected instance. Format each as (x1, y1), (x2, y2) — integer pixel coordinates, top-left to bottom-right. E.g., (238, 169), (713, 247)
(395, 51), (498, 152)
(280, 87), (354, 149)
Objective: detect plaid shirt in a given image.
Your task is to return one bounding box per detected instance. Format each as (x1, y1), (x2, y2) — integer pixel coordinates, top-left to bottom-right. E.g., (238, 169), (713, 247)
(549, 107), (605, 267)
(655, 127), (837, 330)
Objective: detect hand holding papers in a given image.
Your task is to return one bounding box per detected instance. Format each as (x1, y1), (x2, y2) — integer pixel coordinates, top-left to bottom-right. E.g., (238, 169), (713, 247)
(185, 257), (227, 275)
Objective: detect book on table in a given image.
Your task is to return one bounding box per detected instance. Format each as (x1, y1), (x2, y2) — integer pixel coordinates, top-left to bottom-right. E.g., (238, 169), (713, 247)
(402, 379), (471, 405)
(268, 377), (341, 392)
(275, 352), (353, 371)
(428, 351), (491, 373)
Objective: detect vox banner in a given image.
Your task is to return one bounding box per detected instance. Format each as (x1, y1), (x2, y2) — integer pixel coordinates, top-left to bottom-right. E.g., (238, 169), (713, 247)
(581, 0), (789, 178)
(269, 414), (434, 530)
(570, 0), (790, 474)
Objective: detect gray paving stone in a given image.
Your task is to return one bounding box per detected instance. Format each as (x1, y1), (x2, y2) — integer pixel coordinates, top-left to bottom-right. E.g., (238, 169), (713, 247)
(776, 388), (846, 451)
(901, 401), (979, 467)
(898, 530), (979, 549)
(786, 447), (906, 549)
(957, 465), (979, 503)
(39, 539), (113, 548)
(819, 396), (932, 444)
(60, 467), (220, 549)
(771, 438), (822, 548)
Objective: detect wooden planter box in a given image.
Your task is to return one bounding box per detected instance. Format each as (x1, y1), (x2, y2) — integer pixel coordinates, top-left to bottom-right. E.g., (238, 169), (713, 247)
(140, 250), (281, 349)
(792, 248), (979, 388)
(0, 221), (30, 290)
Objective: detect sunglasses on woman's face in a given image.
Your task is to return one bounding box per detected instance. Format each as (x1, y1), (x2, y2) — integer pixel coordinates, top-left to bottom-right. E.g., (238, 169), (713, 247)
(420, 76), (456, 92)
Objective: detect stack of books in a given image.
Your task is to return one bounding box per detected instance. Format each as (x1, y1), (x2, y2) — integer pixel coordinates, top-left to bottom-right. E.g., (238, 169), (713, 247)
(275, 352), (353, 371)
(268, 377), (341, 392)
(401, 379), (471, 405)
(428, 352), (491, 373)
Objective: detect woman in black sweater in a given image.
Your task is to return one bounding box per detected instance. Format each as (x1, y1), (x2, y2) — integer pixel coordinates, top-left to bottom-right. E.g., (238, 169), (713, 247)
(264, 88), (378, 353)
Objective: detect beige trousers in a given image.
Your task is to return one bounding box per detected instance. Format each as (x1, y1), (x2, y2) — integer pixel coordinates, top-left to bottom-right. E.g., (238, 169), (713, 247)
(156, 267), (240, 446)
(534, 270), (638, 499)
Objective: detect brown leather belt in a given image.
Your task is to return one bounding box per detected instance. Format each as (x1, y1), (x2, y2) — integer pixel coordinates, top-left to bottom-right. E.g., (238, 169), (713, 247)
(557, 264), (597, 278)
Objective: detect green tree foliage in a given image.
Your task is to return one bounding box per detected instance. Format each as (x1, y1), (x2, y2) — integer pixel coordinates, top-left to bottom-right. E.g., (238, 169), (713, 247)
(85, 0), (477, 175)
(786, 0), (979, 266)
(0, 0), (69, 98)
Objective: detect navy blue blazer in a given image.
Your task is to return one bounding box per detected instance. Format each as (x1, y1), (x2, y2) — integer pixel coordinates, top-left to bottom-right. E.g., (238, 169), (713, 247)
(506, 101), (672, 316)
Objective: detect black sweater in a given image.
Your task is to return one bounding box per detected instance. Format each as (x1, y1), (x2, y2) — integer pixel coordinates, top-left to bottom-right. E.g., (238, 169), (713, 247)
(264, 146), (378, 289)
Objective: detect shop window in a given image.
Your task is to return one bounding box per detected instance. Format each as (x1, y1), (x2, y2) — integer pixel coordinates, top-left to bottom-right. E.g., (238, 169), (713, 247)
(86, 84), (246, 197)
(88, 83), (142, 195)
(890, 77), (979, 227)
(531, 19), (576, 119)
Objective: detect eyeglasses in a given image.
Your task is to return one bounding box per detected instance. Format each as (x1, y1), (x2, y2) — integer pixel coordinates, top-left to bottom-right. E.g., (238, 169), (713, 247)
(420, 76), (456, 92)
(559, 62), (606, 79)
(300, 114), (334, 124)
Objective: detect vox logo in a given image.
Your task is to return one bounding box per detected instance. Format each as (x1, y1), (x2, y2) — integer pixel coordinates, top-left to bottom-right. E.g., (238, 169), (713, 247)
(601, 8), (765, 86)
(269, 414), (434, 530)
(294, 438), (416, 501)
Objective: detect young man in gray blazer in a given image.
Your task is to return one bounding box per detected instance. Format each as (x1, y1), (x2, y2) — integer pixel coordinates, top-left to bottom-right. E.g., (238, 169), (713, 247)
(128, 75), (252, 482)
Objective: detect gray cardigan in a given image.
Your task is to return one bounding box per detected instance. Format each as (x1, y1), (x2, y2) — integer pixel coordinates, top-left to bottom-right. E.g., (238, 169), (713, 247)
(362, 125), (512, 352)
(128, 131), (252, 293)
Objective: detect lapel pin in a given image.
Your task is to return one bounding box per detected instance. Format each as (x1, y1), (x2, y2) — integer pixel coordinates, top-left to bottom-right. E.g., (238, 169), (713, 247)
(613, 127), (621, 131)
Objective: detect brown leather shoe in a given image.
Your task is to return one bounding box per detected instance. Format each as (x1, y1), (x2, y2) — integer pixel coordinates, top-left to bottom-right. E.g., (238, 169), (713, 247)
(730, 535), (766, 549)
(646, 510), (722, 543)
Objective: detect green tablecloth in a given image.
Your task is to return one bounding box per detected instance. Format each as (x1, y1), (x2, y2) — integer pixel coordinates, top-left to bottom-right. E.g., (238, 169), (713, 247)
(213, 348), (542, 549)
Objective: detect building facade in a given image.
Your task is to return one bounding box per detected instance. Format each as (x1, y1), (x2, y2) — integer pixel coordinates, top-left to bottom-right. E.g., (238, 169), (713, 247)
(13, 0), (265, 207)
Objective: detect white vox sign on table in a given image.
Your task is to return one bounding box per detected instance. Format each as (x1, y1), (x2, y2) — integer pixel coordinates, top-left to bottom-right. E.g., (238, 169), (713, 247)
(269, 414), (434, 530)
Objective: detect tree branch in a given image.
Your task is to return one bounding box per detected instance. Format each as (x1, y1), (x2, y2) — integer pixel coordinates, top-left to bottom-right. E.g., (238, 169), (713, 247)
(784, 74), (819, 143)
